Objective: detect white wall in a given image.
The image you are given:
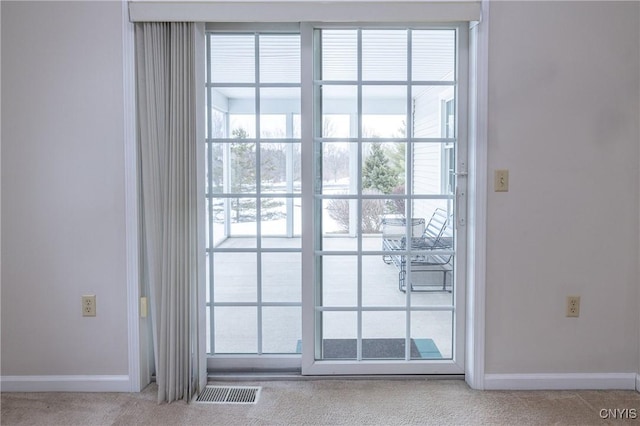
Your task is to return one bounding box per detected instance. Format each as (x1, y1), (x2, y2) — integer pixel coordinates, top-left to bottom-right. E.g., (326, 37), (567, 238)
(485, 1), (640, 376)
(1, 1), (129, 377)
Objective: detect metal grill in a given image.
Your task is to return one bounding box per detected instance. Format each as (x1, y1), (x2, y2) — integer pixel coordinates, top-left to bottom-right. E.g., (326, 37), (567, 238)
(196, 386), (261, 404)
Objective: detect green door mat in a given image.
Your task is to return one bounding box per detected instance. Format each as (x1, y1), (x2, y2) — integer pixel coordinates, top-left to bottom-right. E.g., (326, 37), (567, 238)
(296, 338), (442, 359)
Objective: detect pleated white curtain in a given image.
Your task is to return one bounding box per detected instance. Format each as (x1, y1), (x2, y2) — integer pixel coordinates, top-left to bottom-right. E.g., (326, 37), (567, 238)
(135, 22), (200, 403)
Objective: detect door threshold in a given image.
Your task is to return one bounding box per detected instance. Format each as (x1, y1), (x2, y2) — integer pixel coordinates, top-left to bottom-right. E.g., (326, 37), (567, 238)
(208, 372), (465, 382)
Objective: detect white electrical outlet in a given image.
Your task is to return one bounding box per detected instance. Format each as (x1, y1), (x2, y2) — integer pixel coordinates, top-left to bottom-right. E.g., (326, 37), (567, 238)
(82, 295), (96, 317)
(566, 296), (580, 317)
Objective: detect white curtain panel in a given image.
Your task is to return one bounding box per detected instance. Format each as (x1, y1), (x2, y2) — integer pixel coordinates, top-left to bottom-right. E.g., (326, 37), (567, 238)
(135, 22), (200, 403)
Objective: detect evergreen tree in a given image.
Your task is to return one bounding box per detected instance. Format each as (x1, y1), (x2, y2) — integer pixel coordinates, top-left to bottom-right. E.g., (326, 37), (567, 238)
(388, 142), (406, 179)
(230, 127), (255, 193)
(230, 127), (256, 222)
(362, 144), (399, 194)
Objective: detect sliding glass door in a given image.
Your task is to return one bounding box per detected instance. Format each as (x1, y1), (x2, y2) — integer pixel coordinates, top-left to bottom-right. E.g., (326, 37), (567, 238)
(302, 25), (467, 375)
(205, 30), (303, 371)
(206, 23), (467, 375)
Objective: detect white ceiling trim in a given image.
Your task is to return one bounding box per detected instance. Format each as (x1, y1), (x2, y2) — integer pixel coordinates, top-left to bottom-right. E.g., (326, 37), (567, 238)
(128, 1), (481, 23)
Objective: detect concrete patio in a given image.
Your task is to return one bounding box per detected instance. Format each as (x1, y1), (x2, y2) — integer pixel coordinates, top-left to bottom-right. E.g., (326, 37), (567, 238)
(208, 235), (456, 360)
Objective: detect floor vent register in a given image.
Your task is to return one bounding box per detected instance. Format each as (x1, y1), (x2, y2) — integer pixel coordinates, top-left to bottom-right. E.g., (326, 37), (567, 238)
(195, 386), (261, 404)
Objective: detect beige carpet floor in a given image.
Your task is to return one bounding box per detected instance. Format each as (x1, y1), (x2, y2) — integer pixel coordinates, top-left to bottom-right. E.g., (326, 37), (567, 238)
(2, 380), (639, 425)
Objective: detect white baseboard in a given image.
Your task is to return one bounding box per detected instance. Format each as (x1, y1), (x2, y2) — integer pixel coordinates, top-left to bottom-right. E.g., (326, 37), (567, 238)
(484, 373), (637, 391)
(0, 375), (131, 392)
(636, 374), (639, 392)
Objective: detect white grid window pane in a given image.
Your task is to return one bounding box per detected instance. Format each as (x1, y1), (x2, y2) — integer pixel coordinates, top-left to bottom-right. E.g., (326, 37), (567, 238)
(210, 35), (255, 83)
(362, 30), (407, 81)
(207, 31), (302, 358)
(412, 30), (455, 82)
(321, 30), (358, 81)
(260, 35), (301, 83)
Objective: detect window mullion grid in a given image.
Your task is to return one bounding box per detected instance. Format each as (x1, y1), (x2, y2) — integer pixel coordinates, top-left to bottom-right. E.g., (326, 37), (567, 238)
(286, 113), (294, 237)
(207, 30), (307, 359)
(206, 33), (216, 355)
(209, 193), (301, 199)
(356, 28), (363, 362)
(310, 137), (456, 144)
(452, 27), (461, 362)
(224, 128), (231, 237)
(211, 247), (303, 254)
(309, 28), (324, 362)
(312, 193), (454, 200)
(317, 305), (455, 313)
(206, 82), (301, 88)
(405, 28), (413, 361)
(214, 302), (302, 308)
(254, 32), (264, 356)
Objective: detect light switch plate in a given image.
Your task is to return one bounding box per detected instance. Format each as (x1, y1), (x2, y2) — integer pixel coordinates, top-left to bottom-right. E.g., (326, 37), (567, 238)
(494, 169), (509, 192)
(140, 297), (148, 318)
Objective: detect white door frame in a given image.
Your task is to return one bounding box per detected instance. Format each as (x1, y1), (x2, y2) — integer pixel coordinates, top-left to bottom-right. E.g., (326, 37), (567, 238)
(124, 0), (489, 389)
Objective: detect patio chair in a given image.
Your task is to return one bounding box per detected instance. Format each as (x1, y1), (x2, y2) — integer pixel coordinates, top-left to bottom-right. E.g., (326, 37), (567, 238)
(382, 208), (454, 292)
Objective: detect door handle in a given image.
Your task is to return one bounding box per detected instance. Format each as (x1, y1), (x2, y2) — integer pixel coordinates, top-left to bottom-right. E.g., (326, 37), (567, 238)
(455, 186), (466, 227)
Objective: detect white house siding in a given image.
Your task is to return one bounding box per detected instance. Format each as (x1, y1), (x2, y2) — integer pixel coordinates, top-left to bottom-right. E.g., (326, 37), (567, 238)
(411, 85), (454, 222)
